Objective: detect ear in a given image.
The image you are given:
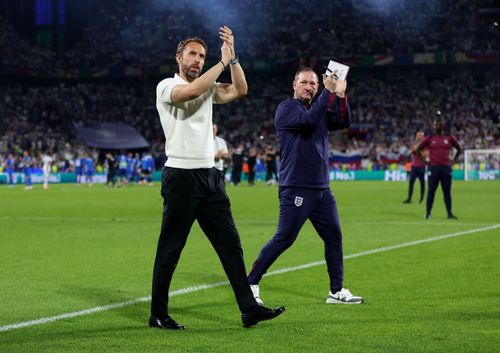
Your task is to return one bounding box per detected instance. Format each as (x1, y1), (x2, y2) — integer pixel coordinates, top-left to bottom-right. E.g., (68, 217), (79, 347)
(175, 53), (181, 65)
(292, 80), (297, 90)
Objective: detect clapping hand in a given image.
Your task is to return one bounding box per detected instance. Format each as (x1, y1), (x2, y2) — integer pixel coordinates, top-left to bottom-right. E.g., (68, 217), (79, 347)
(219, 26), (236, 60)
(322, 70), (346, 98)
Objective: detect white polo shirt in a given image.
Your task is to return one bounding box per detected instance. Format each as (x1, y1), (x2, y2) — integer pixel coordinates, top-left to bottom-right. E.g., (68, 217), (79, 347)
(156, 74), (219, 169)
(42, 155), (53, 174)
(213, 136), (228, 171)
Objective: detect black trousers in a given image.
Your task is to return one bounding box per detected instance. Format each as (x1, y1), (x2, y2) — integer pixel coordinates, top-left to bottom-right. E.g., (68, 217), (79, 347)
(106, 170), (116, 186)
(266, 162), (277, 182)
(151, 167), (257, 319)
(248, 168), (255, 185)
(232, 165), (242, 185)
(426, 165), (453, 216)
(407, 166), (425, 202)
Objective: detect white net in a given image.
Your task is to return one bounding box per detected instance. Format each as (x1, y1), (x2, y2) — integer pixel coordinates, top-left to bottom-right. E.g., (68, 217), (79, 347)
(464, 149), (500, 181)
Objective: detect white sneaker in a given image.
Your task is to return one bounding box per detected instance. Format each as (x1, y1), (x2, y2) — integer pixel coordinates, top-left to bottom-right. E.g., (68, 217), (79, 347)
(250, 284), (264, 305)
(326, 288), (364, 304)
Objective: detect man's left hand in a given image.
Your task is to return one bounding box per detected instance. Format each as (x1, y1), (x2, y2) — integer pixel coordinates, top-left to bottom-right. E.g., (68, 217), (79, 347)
(334, 79), (346, 98)
(219, 26), (236, 59)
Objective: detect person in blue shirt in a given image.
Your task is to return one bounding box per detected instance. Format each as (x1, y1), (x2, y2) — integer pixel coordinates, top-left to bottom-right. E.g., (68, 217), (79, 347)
(126, 152), (135, 184)
(131, 152), (141, 184)
(248, 67), (363, 305)
(84, 154), (95, 187)
(117, 152), (129, 186)
(140, 152), (154, 186)
(21, 151), (33, 190)
(5, 153), (15, 187)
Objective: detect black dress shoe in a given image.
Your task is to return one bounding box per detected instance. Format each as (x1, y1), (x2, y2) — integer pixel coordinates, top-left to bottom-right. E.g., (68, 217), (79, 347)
(403, 199), (411, 204)
(447, 214), (458, 220)
(149, 315), (186, 330)
(241, 305), (285, 328)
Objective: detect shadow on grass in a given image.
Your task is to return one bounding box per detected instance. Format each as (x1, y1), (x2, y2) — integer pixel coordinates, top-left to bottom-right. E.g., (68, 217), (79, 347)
(1, 303), (246, 348)
(56, 283), (240, 327)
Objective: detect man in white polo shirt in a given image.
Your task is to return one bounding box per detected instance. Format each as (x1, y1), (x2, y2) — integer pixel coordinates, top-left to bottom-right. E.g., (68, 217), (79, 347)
(150, 26), (285, 330)
(41, 151), (54, 190)
(213, 123), (229, 175)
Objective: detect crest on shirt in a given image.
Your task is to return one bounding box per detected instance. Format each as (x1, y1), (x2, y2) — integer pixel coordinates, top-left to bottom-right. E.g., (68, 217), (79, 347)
(444, 139), (449, 144)
(294, 196), (303, 207)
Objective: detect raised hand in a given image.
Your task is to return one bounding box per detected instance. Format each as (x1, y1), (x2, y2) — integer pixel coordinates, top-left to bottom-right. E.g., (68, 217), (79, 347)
(219, 26), (236, 60)
(334, 79), (347, 98)
(322, 73), (336, 93)
(322, 70), (346, 97)
(220, 41), (231, 66)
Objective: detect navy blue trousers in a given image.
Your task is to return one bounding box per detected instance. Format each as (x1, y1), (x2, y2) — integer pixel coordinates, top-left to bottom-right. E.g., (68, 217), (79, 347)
(248, 187), (344, 291)
(426, 165), (453, 216)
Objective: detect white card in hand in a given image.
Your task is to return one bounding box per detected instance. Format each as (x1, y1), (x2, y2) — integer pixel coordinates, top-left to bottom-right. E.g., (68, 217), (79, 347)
(325, 60), (350, 80)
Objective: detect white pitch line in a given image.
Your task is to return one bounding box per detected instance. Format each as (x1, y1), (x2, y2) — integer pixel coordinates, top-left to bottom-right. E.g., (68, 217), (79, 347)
(0, 223), (499, 333)
(344, 220), (494, 226)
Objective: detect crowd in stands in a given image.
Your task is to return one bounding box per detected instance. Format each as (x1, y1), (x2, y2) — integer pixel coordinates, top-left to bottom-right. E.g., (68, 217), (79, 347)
(1, 0), (498, 70)
(1, 67), (498, 174)
(1, 0), (499, 177)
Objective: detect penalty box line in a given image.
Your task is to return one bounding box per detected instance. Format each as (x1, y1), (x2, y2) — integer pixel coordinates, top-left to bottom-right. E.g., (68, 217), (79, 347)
(1, 223), (499, 333)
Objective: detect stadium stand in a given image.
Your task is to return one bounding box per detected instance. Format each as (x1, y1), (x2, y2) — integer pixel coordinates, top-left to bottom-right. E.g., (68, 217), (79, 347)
(1, 0), (499, 173)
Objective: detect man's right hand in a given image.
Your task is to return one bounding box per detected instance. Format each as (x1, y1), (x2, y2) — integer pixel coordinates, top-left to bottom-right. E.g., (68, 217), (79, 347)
(322, 70), (346, 97)
(220, 42), (231, 67)
(322, 73), (338, 93)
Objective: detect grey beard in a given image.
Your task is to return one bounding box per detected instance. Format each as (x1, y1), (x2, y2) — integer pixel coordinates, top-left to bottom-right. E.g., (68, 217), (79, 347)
(186, 70), (199, 80)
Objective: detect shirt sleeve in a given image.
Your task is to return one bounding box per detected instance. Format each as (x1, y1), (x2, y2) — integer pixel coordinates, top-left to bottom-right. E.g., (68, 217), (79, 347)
(212, 82), (222, 104)
(326, 94), (351, 131)
(419, 136), (430, 148)
(275, 89), (330, 130)
(450, 135), (461, 147)
(157, 78), (184, 104)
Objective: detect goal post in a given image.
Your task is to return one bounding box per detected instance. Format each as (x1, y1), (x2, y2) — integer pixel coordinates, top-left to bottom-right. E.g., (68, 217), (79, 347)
(464, 149), (500, 181)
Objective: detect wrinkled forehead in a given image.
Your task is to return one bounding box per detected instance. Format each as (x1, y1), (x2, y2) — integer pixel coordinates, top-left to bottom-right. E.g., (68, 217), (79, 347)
(182, 42), (206, 56)
(296, 71), (318, 84)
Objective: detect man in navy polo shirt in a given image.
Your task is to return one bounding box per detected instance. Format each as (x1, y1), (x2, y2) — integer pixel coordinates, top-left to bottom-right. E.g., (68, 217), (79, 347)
(416, 118), (462, 220)
(248, 67), (363, 305)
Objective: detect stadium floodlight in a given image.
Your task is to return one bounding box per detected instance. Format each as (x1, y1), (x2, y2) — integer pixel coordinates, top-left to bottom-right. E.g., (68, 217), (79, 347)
(464, 149), (500, 181)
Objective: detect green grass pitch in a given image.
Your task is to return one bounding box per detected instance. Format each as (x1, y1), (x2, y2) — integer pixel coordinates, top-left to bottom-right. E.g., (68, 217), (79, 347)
(0, 180), (499, 353)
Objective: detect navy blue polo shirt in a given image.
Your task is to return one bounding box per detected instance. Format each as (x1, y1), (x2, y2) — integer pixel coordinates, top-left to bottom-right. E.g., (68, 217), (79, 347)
(275, 89), (351, 188)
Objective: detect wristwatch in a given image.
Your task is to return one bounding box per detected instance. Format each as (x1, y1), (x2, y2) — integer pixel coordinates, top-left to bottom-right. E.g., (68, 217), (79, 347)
(230, 56), (239, 65)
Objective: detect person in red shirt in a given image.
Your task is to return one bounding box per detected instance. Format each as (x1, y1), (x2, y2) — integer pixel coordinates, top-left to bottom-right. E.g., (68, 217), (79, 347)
(416, 118), (462, 220)
(403, 131), (427, 204)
